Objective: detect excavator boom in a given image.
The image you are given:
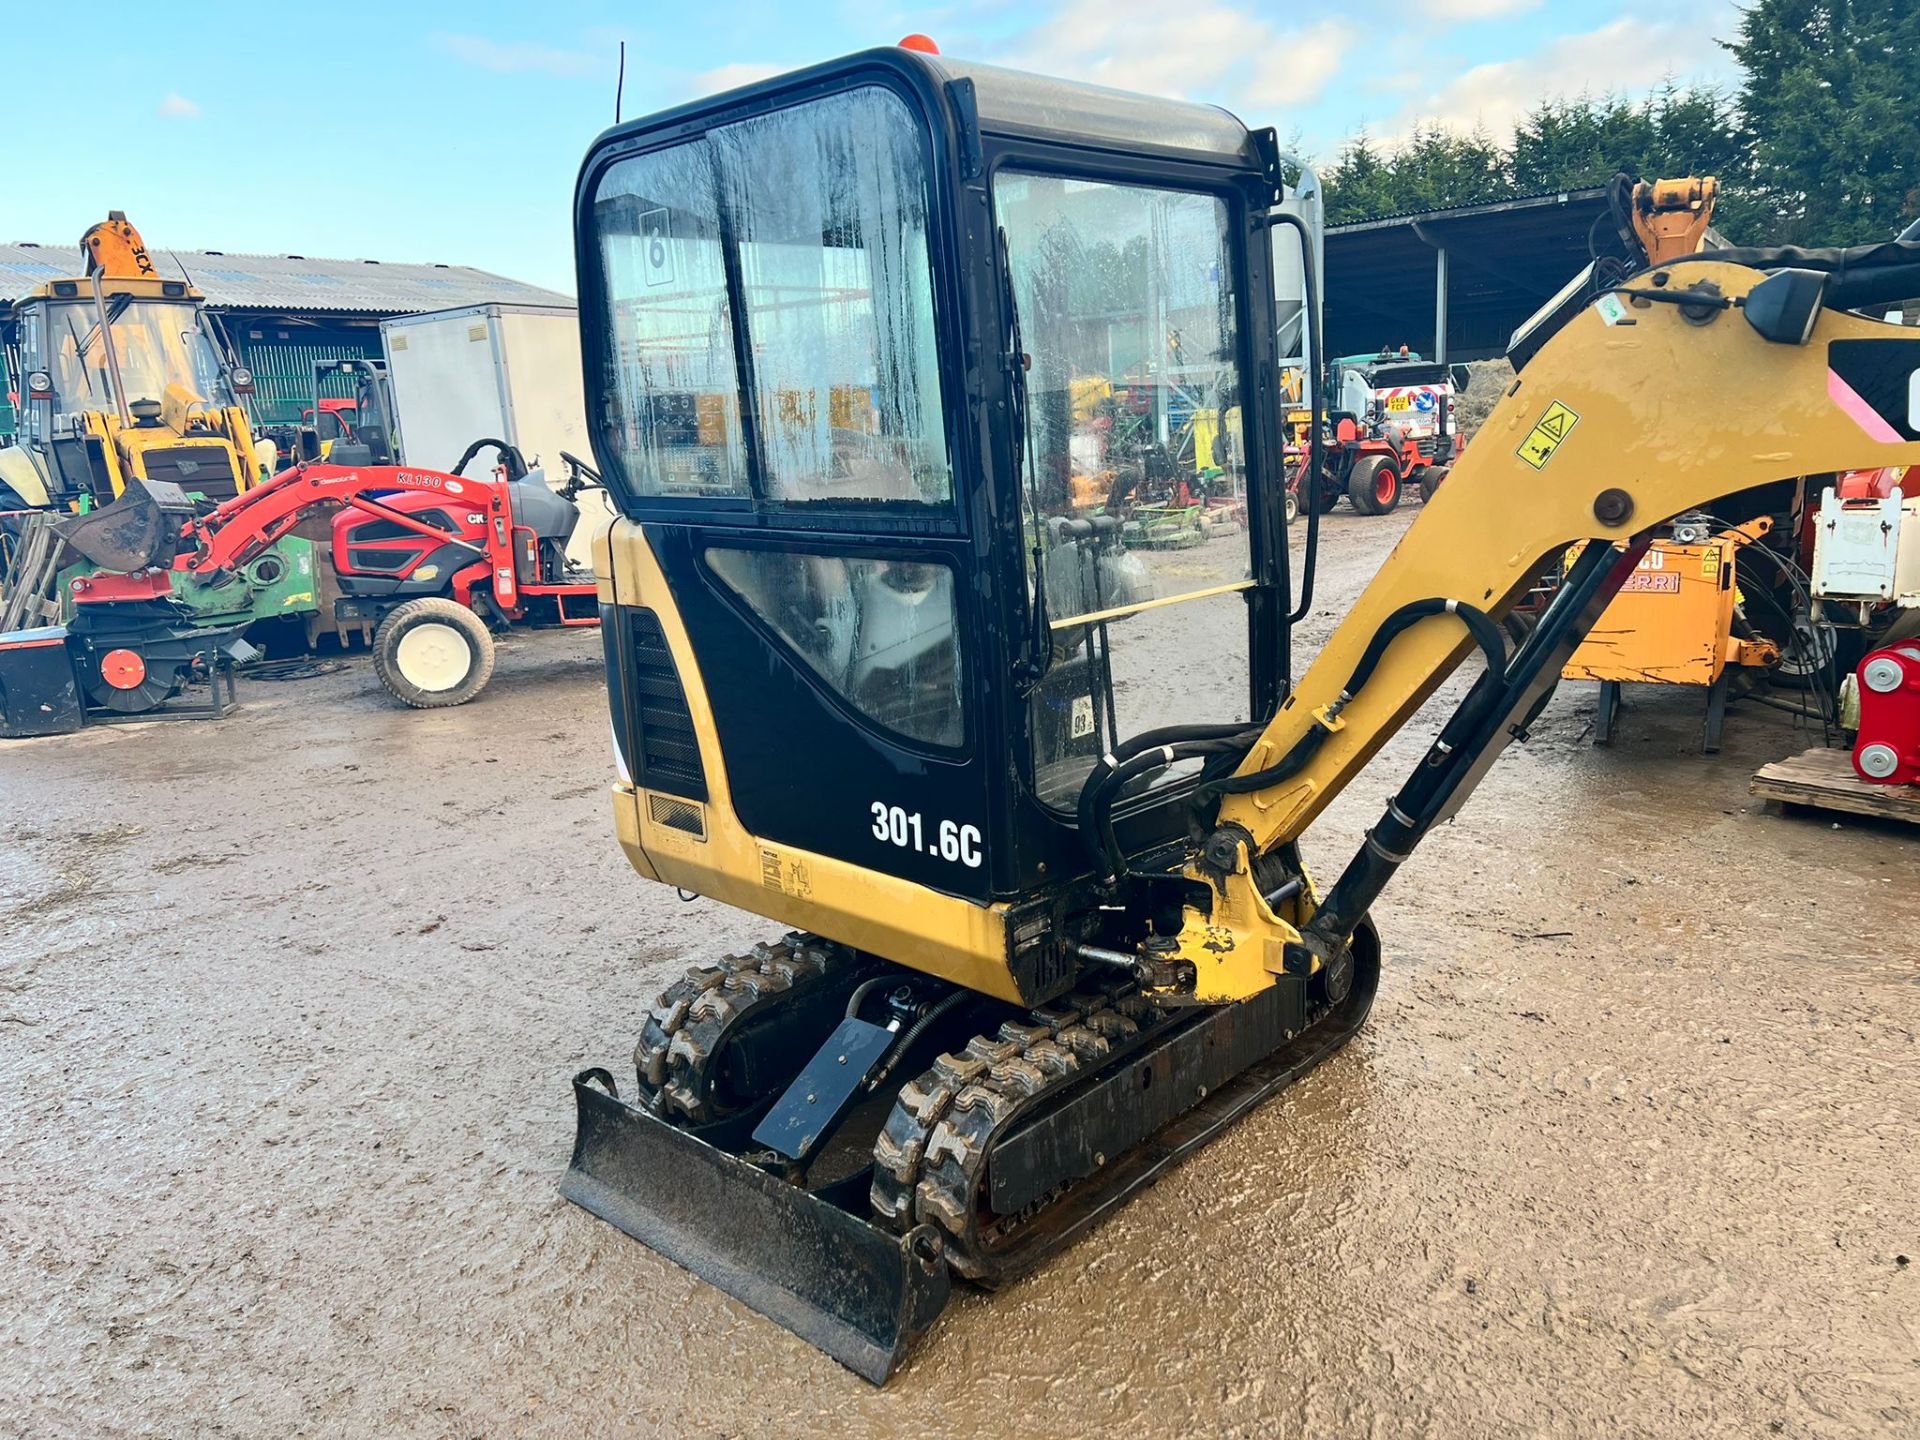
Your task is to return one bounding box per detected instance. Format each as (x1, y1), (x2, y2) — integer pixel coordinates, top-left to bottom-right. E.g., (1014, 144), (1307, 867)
(1233, 258), (1919, 853)
(1170, 255), (1920, 1002)
(80, 211), (159, 280)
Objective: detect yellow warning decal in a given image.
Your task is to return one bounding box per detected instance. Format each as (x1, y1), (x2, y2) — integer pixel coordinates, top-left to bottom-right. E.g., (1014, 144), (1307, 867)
(1700, 546), (1721, 578)
(1517, 400), (1580, 470)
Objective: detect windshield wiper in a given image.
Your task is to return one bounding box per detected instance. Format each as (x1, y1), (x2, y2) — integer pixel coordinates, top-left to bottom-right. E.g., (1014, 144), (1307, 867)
(74, 292), (135, 361)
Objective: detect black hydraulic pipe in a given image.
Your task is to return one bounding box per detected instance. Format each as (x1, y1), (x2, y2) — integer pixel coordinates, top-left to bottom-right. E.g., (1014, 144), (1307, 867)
(1079, 598), (1508, 881)
(1075, 721), (1260, 872)
(1306, 540), (1639, 950)
(1204, 597), (1508, 800)
(1263, 876), (1305, 908)
(1085, 734), (1252, 881)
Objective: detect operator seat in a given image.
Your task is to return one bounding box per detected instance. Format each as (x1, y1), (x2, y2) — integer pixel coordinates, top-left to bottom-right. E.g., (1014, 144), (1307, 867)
(356, 426), (395, 465)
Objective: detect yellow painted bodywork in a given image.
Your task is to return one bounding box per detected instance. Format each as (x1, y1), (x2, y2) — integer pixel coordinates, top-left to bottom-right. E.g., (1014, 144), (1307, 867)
(596, 526), (1026, 1003)
(1632, 177), (1718, 265)
(600, 260), (1920, 1008)
(1177, 260), (1920, 1002)
(0, 445), (52, 507)
(15, 224), (260, 505)
(80, 215), (159, 280)
(69, 400), (257, 504)
(1563, 519), (1780, 686)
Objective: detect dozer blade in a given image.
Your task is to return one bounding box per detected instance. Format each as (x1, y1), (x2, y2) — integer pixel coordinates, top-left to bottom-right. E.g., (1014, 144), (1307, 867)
(561, 1069), (952, 1384)
(53, 479), (195, 572)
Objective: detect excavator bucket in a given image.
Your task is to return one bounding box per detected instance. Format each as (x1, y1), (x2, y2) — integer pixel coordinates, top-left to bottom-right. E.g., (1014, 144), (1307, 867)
(561, 1069), (952, 1384)
(53, 479), (194, 573)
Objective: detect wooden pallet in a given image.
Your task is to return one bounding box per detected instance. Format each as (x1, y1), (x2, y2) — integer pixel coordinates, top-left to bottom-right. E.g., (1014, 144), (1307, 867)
(1750, 746), (1920, 825)
(0, 513), (64, 634)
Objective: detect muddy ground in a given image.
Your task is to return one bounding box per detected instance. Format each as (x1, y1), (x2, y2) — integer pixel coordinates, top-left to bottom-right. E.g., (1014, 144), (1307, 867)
(3, 508), (1915, 1439)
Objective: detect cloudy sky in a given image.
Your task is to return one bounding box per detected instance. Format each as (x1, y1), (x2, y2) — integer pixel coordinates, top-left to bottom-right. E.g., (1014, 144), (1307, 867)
(10, 0), (1743, 292)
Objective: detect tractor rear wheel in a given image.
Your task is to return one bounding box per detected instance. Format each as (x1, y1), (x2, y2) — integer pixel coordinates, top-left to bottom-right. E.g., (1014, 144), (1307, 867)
(1419, 464), (1449, 502)
(373, 597), (496, 709)
(1348, 456), (1402, 515)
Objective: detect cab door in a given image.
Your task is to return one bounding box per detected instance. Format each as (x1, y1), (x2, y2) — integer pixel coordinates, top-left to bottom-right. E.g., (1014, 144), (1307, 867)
(583, 81), (999, 903)
(989, 160), (1281, 837)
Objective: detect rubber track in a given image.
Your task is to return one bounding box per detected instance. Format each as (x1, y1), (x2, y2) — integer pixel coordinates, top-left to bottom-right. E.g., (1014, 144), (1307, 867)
(632, 933), (845, 1123)
(869, 975), (1164, 1255)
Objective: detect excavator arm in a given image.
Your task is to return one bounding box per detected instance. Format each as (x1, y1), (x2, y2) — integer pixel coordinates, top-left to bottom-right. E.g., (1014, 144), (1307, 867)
(79, 212), (158, 281)
(1165, 255), (1920, 1002)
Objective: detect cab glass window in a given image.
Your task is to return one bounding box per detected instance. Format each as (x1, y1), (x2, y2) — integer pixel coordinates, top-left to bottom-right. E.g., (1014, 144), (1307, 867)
(715, 89), (949, 505)
(592, 142), (750, 499)
(705, 547), (963, 747)
(42, 299), (234, 412)
(995, 171), (1252, 806)
(590, 86), (948, 509)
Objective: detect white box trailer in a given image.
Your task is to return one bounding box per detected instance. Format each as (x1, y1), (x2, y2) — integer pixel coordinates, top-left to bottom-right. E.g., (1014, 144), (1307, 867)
(379, 303), (614, 566)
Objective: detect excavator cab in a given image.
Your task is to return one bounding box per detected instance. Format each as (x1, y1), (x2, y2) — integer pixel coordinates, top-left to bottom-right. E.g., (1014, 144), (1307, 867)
(579, 49), (1314, 934)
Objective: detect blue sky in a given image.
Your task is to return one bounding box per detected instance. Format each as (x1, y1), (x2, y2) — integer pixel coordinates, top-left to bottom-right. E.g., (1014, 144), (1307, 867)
(11, 0), (1743, 294)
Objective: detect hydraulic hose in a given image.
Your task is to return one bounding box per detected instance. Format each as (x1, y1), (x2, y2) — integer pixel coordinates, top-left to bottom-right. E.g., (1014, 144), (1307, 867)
(1074, 599), (1507, 882)
(1083, 733), (1257, 882)
(1203, 597), (1508, 800)
(868, 989), (970, 1092)
(1074, 719), (1262, 858)
(1304, 540), (1626, 952)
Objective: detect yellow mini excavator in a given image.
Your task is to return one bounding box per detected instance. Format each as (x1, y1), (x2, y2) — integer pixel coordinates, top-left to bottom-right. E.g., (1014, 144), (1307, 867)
(562, 46), (1920, 1380)
(0, 213), (263, 514)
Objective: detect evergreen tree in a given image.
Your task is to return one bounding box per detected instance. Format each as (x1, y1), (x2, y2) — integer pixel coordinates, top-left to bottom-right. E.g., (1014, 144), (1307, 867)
(1728, 0), (1920, 244)
(1320, 132), (1397, 224)
(1390, 124), (1512, 212)
(1322, 88), (1743, 227)
(1317, 1), (1914, 247)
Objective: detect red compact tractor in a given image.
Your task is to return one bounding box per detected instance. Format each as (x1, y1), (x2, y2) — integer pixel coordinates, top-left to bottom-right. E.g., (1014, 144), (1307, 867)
(1305, 352), (1472, 516)
(55, 441), (602, 712)
(1311, 413), (1462, 517)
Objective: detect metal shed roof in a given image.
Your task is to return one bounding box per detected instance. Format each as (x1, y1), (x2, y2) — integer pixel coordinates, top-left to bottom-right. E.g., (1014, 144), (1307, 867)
(0, 242), (573, 316)
(1324, 187), (1614, 361)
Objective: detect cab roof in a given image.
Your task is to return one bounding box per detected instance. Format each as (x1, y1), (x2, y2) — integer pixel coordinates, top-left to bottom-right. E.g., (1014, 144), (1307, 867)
(917, 53), (1258, 164)
(11, 273), (202, 311)
(590, 46), (1266, 172)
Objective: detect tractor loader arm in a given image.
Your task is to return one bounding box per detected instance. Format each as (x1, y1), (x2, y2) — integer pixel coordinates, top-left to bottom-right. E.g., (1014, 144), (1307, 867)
(1166, 255), (1920, 1002)
(179, 463), (493, 575)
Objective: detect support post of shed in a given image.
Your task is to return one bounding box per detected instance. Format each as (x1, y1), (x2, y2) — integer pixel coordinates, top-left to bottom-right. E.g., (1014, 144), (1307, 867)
(1433, 244), (1449, 364)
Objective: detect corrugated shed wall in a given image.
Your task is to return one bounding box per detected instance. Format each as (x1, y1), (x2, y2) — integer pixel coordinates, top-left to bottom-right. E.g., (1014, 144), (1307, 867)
(229, 324), (385, 426)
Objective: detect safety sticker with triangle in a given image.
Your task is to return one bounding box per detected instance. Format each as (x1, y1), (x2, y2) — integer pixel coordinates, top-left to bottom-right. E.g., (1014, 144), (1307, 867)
(1516, 400), (1580, 470)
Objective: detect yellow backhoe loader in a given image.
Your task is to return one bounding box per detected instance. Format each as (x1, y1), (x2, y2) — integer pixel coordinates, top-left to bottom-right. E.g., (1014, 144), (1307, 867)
(560, 46), (1920, 1380)
(1, 213), (263, 515)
